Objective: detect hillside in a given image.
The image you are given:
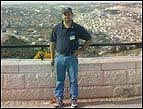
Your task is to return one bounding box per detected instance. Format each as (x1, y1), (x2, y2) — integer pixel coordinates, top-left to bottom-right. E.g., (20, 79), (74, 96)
(1, 2), (142, 58)
(1, 2), (142, 45)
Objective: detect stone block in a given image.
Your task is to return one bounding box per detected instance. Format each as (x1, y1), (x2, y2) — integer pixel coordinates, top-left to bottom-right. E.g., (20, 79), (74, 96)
(1, 74), (4, 88)
(94, 86), (113, 98)
(38, 65), (52, 73)
(135, 84), (142, 96)
(64, 71), (104, 87)
(19, 64), (40, 73)
(113, 84), (142, 98)
(36, 88), (55, 100)
(102, 62), (135, 70)
(113, 86), (122, 97)
(3, 74), (25, 89)
(78, 71), (104, 86)
(136, 61), (142, 68)
(78, 86), (113, 99)
(78, 63), (101, 72)
(19, 64), (52, 73)
(1, 65), (18, 73)
(103, 70), (127, 85)
(2, 88), (55, 100)
(25, 72), (56, 88)
(127, 69), (142, 84)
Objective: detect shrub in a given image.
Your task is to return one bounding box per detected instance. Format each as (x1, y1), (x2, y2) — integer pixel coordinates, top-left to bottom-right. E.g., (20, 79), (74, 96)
(34, 51), (51, 60)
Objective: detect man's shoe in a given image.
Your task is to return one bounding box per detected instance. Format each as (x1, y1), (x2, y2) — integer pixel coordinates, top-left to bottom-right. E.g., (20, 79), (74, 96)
(54, 97), (64, 108)
(71, 98), (78, 108)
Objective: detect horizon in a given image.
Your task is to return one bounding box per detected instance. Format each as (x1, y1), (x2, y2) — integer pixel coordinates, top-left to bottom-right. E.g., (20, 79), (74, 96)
(1, 1), (142, 5)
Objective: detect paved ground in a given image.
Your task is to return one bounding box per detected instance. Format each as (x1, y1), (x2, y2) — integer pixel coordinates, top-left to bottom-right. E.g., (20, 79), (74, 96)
(2, 96), (142, 108)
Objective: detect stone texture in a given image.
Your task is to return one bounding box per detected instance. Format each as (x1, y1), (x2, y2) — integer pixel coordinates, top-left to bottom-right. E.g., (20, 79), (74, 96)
(94, 86), (114, 98)
(102, 70), (127, 85)
(125, 85), (142, 97)
(78, 71), (104, 86)
(78, 63), (101, 72)
(136, 61), (142, 68)
(127, 69), (142, 84)
(19, 64), (41, 73)
(1, 65), (18, 73)
(1, 74), (4, 89)
(113, 86), (122, 97)
(36, 88), (56, 100)
(102, 62), (135, 70)
(25, 72), (56, 88)
(2, 88), (55, 100)
(3, 74), (25, 89)
(1, 56), (142, 100)
(113, 84), (142, 98)
(18, 60), (52, 73)
(78, 86), (113, 98)
(135, 84), (142, 96)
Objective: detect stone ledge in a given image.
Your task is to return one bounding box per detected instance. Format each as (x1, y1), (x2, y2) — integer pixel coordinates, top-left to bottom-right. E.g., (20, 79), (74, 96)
(1, 96), (142, 108)
(1, 56), (142, 100)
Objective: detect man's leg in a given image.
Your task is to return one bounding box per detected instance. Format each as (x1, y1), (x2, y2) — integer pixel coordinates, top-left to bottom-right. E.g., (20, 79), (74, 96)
(54, 55), (66, 107)
(67, 56), (78, 108)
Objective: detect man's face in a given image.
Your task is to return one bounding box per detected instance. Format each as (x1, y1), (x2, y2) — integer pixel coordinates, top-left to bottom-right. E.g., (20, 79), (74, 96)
(62, 12), (73, 23)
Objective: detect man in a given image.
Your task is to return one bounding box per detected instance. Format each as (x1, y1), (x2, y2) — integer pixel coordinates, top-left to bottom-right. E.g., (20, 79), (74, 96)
(50, 7), (92, 108)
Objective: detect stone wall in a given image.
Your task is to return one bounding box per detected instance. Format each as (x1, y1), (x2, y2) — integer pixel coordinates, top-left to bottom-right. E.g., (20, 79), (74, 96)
(1, 56), (142, 100)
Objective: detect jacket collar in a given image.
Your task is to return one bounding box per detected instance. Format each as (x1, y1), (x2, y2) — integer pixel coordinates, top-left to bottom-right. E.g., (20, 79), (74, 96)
(60, 20), (75, 29)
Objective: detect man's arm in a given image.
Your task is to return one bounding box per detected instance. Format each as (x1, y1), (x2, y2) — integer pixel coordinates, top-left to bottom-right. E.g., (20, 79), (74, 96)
(50, 42), (56, 66)
(74, 38), (93, 56)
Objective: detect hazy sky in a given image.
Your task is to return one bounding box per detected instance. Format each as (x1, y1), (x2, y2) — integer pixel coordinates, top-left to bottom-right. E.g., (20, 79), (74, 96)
(1, 1), (142, 4)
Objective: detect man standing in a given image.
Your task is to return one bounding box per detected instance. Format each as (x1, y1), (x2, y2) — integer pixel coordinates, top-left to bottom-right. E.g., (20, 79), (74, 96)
(50, 7), (92, 108)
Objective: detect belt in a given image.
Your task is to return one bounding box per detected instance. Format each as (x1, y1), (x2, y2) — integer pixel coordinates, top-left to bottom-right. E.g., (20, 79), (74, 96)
(59, 51), (74, 56)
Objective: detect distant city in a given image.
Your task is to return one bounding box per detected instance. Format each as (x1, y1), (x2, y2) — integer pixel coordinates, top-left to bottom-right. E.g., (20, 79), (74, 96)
(1, 1), (142, 58)
(1, 1), (142, 45)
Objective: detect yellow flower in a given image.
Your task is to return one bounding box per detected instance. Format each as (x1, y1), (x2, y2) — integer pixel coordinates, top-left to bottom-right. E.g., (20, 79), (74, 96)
(34, 51), (51, 59)
(44, 52), (51, 58)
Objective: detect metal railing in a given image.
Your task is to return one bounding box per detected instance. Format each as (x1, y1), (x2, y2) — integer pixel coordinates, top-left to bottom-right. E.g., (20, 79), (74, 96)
(1, 42), (142, 59)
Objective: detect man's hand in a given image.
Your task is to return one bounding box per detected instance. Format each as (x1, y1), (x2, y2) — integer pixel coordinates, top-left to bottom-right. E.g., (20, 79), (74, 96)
(73, 48), (82, 57)
(73, 38), (93, 57)
(50, 42), (56, 66)
(51, 59), (54, 66)
(50, 59), (54, 78)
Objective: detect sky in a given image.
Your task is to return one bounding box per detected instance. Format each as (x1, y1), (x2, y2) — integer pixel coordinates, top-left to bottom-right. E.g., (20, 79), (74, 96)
(1, 1), (142, 4)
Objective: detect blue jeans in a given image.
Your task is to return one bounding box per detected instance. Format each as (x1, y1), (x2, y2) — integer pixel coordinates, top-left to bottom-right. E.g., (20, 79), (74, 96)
(54, 52), (78, 99)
